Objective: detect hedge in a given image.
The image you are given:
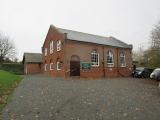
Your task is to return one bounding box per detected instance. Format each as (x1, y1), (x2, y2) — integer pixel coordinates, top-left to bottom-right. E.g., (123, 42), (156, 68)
(0, 63), (23, 75)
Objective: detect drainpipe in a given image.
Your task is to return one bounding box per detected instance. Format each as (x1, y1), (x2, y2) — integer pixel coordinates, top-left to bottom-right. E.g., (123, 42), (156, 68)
(102, 46), (105, 78)
(64, 33), (67, 78)
(25, 63), (28, 75)
(116, 48), (119, 76)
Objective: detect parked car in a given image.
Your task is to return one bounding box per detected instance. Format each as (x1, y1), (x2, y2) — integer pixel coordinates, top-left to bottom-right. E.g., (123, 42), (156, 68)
(150, 68), (160, 81)
(132, 67), (153, 78)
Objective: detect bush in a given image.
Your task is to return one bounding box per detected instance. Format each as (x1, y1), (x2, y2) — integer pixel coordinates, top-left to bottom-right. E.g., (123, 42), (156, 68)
(0, 63), (23, 75)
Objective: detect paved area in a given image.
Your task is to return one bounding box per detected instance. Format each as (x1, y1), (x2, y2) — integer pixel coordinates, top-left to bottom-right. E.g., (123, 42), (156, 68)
(2, 75), (160, 120)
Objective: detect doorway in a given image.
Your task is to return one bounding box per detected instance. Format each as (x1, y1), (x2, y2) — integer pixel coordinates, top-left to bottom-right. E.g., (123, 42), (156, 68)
(70, 55), (80, 76)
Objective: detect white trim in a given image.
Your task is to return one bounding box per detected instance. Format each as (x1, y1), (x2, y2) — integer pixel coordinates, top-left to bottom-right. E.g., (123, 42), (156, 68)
(44, 48), (47, 56)
(50, 41), (53, 54)
(120, 52), (126, 67)
(50, 63), (54, 70)
(57, 61), (61, 70)
(44, 64), (47, 71)
(57, 40), (61, 51)
(25, 64), (27, 74)
(91, 52), (99, 67)
(107, 63), (114, 67)
(107, 51), (114, 67)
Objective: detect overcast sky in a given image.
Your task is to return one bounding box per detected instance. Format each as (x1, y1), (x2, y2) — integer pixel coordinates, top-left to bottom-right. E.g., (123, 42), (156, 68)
(1, 0), (160, 60)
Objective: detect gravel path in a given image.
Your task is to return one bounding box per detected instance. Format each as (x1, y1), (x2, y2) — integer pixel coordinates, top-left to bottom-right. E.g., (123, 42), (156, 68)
(2, 75), (160, 120)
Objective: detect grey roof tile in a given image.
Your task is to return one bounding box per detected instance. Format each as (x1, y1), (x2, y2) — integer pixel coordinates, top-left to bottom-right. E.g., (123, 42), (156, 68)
(58, 28), (132, 48)
(23, 53), (42, 63)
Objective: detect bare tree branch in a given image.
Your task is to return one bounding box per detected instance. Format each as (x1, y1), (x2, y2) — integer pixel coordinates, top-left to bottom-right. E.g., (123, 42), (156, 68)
(151, 22), (160, 49)
(0, 33), (16, 64)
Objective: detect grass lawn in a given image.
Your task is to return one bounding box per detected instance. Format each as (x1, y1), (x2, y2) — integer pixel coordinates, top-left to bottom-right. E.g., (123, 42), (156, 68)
(0, 70), (23, 114)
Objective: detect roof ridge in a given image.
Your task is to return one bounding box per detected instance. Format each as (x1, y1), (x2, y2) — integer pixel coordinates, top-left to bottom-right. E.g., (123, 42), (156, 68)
(52, 25), (132, 49)
(57, 27), (110, 40)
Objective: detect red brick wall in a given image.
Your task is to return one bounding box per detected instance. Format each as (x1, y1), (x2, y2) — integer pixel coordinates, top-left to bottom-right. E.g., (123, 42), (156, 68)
(42, 25), (66, 77)
(65, 40), (104, 77)
(42, 25), (133, 78)
(24, 63), (42, 74)
(65, 40), (133, 78)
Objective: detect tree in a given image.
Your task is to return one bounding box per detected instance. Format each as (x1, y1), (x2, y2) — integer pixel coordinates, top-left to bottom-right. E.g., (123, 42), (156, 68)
(133, 21), (160, 68)
(132, 45), (145, 67)
(151, 22), (160, 48)
(0, 33), (16, 65)
(148, 21), (160, 68)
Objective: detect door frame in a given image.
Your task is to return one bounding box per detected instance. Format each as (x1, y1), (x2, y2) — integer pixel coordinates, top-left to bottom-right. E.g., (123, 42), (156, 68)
(70, 55), (80, 76)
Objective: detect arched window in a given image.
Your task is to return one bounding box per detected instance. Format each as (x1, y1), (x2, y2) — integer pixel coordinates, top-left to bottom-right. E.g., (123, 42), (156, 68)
(91, 50), (99, 66)
(120, 52), (126, 67)
(107, 51), (114, 67)
(50, 59), (54, 70)
(57, 58), (62, 70)
(44, 60), (47, 71)
(57, 40), (61, 51)
(44, 48), (47, 56)
(50, 41), (54, 54)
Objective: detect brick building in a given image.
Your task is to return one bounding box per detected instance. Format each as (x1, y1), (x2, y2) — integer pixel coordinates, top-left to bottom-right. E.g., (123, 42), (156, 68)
(42, 25), (133, 78)
(22, 53), (42, 74)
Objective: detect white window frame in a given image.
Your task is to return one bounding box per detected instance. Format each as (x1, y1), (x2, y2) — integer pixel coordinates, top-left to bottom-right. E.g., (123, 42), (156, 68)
(44, 48), (47, 56)
(50, 63), (54, 70)
(57, 61), (62, 70)
(44, 64), (47, 71)
(57, 40), (61, 51)
(91, 52), (99, 67)
(107, 51), (114, 67)
(50, 41), (53, 54)
(120, 52), (126, 67)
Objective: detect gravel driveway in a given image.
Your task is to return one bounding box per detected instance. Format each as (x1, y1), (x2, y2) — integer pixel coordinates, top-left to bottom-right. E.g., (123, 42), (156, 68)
(2, 75), (160, 120)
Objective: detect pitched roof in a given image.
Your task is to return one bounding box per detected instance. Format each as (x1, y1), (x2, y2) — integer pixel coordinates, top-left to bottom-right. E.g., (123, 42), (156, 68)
(57, 27), (132, 49)
(23, 53), (42, 63)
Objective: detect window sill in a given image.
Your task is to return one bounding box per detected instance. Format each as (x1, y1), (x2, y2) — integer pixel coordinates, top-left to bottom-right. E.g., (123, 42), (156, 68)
(107, 66), (114, 67)
(120, 66), (126, 68)
(91, 65), (99, 67)
(57, 69), (61, 71)
(57, 49), (61, 52)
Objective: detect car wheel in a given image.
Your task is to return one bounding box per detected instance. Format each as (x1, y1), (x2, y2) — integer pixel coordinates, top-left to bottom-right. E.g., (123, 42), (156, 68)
(132, 74), (135, 78)
(141, 74), (145, 78)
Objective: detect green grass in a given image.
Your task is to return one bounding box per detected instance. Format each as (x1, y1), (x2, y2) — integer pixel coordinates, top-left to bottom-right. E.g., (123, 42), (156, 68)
(0, 70), (23, 115)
